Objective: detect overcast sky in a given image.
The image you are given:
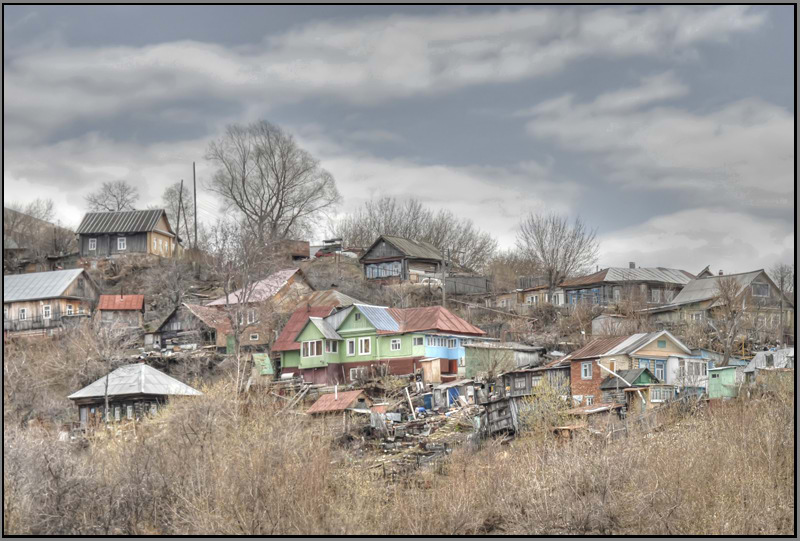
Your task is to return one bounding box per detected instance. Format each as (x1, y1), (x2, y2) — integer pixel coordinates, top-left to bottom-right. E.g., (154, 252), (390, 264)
(3, 5), (795, 274)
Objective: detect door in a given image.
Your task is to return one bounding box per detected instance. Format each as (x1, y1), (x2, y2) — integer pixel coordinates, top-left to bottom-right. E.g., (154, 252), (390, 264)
(79, 407), (88, 428)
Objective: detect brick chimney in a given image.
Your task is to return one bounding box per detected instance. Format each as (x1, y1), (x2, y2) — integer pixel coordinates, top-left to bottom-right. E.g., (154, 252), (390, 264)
(629, 262), (636, 269)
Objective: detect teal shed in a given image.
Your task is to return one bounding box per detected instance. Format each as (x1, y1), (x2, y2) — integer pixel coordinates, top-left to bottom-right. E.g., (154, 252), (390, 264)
(707, 366), (738, 399)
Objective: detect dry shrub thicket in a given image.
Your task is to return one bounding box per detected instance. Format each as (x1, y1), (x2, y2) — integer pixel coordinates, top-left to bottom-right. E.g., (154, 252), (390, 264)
(4, 373), (794, 535)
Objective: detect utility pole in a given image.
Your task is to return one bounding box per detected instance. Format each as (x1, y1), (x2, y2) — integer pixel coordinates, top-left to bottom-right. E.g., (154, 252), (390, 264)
(779, 274), (784, 347)
(442, 249), (448, 308)
(193, 161), (198, 250)
(175, 179), (183, 258)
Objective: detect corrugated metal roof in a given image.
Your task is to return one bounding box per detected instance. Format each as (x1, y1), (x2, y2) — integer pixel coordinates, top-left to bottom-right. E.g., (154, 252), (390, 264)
(324, 306), (354, 331)
(309, 317), (342, 340)
(392, 306), (486, 336)
(560, 267), (694, 288)
(76, 209), (168, 235)
(272, 306), (336, 352)
(567, 336), (632, 360)
(183, 303), (232, 335)
(98, 294), (144, 311)
(68, 363), (202, 399)
(354, 304), (400, 332)
(302, 289), (362, 308)
(744, 348), (794, 373)
(667, 271), (763, 306)
(599, 368), (656, 390)
(306, 390), (365, 414)
(361, 235), (443, 262)
(207, 268), (301, 306)
(3, 268), (86, 302)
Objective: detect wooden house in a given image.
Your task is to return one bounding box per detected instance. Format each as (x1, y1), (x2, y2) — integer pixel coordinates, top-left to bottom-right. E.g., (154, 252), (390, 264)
(3, 268), (98, 338)
(152, 303), (231, 350)
(68, 363), (201, 428)
(359, 235), (443, 283)
(76, 209), (181, 259)
(96, 294), (145, 329)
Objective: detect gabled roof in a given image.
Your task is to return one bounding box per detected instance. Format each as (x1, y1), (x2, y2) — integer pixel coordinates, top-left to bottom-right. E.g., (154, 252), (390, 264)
(744, 348), (795, 373)
(272, 305), (336, 352)
(665, 270), (769, 307)
(306, 390), (366, 414)
(391, 305), (486, 336)
(3, 268), (87, 302)
(360, 235), (443, 262)
(98, 294), (144, 311)
(599, 368), (659, 390)
(566, 331), (692, 361)
(301, 289), (362, 308)
(560, 267), (694, 288)
(68, 363), (202, 400)
(207, 268), (304, 306)
(183, 303), (232, 335)
(309, 317), (342, 340)
(76, 209), (172, 235)
(567, 336), (633, 361)
(353, 303), (401, 332)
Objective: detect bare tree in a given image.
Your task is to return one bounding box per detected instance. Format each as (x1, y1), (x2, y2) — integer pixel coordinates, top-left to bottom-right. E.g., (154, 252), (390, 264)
(3, 200), (77, 272)
(707, 276), (751, 366)
(515, 212), (599, 300)
(84, 180), (139, 212)
(769, 262), (794, 345)
(160, 182), (195, 240)
(471, 346), (516, 383)
(207, 121), (340, 245)
(486, 249), (541, 293)
(333, 196), (498, 271)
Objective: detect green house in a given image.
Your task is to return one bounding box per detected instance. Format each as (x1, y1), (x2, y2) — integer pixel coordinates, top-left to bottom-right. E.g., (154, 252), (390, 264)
(707, 366), (738, 399)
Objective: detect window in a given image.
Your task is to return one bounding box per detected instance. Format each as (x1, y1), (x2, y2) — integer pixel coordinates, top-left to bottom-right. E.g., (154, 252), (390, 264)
(89, 238), (97, 251)
(302, 340), (323, 357)
(43, 305), (51, 319)
(751, 282), (769, 297)
(126, 405), (134, 420)
(153, 238), (157, 251)
(413, 337), (423, 346)
(247, 309), (256, 324)
(711, 373), (719, 379)
(581, 362), (592, 379)
(691, 312), (703, 321)
(613, 288), (621, 302)
(355, 312), (361, 321)
(514, 377), (527, 390)
(608, 360), (616, 373)
(532, 374), (542, 387)
(347, 339), (356, 356)
(664, 290), (675, 302)
(117, 237), (126, 251)
(657, 340), (667, 348)
(150, 403), (158, 416)
(325, 340), (339, 354)
(249, 333), (259, 341)
(447, 338), (456, 348)
(390, 338), (401, 351)
(651, 289), (661, 303)
(639, 359), (650, 370)
(544, 293), (550, 303)
(585, 396), (594, 406)
(238, 313), (244, 326)
(18, 308), (27, 320)
(114, 407), (121, 422)
(78, 306), (85, 314)
(500, 299), (507, 307)
(655, 361), (665, 381)
(358, 337), (371, 355)
(350, 367), (367, 381)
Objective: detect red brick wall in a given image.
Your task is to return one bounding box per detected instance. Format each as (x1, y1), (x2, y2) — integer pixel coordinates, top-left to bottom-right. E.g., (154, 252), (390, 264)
(570, 358), (604, 403)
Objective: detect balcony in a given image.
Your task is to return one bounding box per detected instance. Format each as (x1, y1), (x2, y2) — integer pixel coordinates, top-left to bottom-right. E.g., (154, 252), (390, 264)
(4, 313), (90, 333)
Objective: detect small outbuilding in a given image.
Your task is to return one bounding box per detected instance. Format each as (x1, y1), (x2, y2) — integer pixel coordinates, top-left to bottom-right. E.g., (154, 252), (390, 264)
(68, 363), (202, 428)
(97, 294), (145, 328)
(707, 366), (739, 399)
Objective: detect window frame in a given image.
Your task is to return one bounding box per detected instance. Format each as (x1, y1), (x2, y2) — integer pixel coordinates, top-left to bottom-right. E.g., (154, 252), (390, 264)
(153, 238), (157, 251)
(114, 406), (121, 422)
(249, 333), (259, 341)
(126, 405), (134, 420)
(355, 312), (361, 321)
(18, 308), (27, 320)
(150, 403), (158, 416)
(413, 336), (423, 347)
(117, 236), (127, 251)
(586, 395), (594, 406)
(751, 282), (769, 297)
(655, 361), (665, 381)
(390, 338), (401, 351)
(358, 337), (371, 355)
(247, 309), (256, 325)
(301, 339), (323, 358)
(346, 339), (356, 357)
(581, 361), (592, 380)
(447, 338), (456, 348)
(88, 238), (97, 251)
(326, 340), (339, 354)
(657, 339), (667, 348)
(43, 305), (51, 319)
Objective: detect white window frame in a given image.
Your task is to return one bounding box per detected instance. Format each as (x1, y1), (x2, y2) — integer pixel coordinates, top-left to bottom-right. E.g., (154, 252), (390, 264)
(249, 333), (259, 341)
(447, 338), (456, 348)
(326, 340), (339, 354)
(89, 238), (97, 251)
(126, 405), (134, 420)
(43, 305), (51, 319)
(586, 395), (594, 406)
(413, 336), (423, 346)
(18, 308), (27, 320)
(349, 367), (366, 381)
(65, 304), (73, 316)
(355, 312), (361, 321)
(581, 361), (592, 380)
(150, 403), (158, 416)
(346, 339), (356, 357)
(153, 238), (157, 251)
(78, 306), (85, 314)
(117, 237), (127, 251)
(114, 406), (121, 422)
(301, 340), (323, 358)
(390, 338), (401, 351)
(651, 289), (661, 303)
(751, 282), (769, 297)
(358, 337), (371, 355)
(655, 361), (665, 381)
(247, 309), (256, 325)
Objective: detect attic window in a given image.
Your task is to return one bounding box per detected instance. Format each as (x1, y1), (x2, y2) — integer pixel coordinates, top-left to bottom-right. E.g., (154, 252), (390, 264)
(751, 283), (769, 297)
(355, 313), (361, 321)
(657, 340), (666, 348)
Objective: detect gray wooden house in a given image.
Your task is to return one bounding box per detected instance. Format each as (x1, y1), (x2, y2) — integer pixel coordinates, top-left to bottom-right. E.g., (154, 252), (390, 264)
(76, 209), (181, 259)
(68, 363), (201, 428)
(359, 235), (443, 282)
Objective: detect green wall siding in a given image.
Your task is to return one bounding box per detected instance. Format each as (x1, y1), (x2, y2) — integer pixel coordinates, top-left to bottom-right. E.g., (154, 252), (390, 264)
(708, 367), (738, 399)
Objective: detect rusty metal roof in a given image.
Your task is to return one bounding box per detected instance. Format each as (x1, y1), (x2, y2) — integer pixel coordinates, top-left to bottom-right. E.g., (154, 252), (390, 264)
(98, 294), (144, 311)
(272, 305), (336, 352)
(391, 306), (486, 336)
(183, 303), (232, 335)
(306, 390), (366, 414)
(76, 209), (170, 235)
(301, 289), (362, 308)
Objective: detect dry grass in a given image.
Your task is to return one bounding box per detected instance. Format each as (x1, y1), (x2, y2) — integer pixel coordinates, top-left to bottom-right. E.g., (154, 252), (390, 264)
(3, 377), (794, 535)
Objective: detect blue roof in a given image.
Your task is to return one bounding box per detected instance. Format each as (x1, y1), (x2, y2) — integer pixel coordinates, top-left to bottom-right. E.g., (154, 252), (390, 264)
(353, 303), (399, 332)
